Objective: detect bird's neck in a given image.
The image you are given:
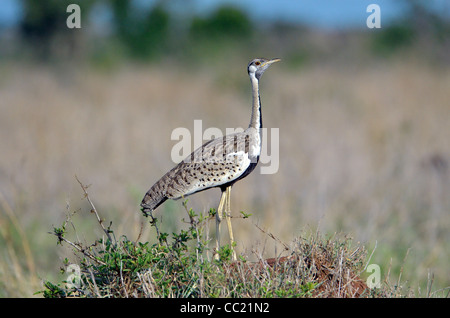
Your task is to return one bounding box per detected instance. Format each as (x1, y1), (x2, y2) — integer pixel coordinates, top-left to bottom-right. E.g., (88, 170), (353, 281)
(249, 75), (262, 130)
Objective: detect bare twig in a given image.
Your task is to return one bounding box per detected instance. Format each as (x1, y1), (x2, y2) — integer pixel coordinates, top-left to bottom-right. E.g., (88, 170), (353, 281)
(120, 261), (129, 298)
(87, 265), (101, 297)
(145, 208), (161, 239)
(135, 222), (144, 242)
(75, 175), (113, 243)
(362, 240), (377, 273)
(397, 248), (411, 288)
(137, 270), (156, 297)
(51, 229), (106, 266)
(253, 222), (290, 252)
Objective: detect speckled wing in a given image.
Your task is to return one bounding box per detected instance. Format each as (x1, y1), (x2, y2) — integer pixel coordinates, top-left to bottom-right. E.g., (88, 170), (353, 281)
(141, 129), (260, 214)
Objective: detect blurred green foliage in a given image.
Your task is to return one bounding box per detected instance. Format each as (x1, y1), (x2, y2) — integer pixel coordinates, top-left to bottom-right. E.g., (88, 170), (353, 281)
(16, 1), (254, 62)
(19, 0), (93, 59)
(185, 6), (254, 62)
(371, 24), (415, 54)
(11, 1), (450, 64)
(110, 0), (169, 59)
(371, 2), (450, 56)
(189, 6), (252, 41)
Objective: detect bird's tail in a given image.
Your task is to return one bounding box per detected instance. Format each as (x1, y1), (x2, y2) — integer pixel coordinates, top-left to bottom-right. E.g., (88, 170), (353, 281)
(140, 192), (167, 217)
(140, 174), (170, 217)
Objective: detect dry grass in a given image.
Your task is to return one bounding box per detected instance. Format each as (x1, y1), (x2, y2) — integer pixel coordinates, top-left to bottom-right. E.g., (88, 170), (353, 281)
(40, 182), (374, 298)
(0, 56), (449, 296)
(44, 230), (374, 298)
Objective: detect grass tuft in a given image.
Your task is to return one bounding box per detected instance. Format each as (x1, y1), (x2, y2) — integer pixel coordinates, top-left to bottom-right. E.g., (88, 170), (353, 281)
(37, 179), (400, 298)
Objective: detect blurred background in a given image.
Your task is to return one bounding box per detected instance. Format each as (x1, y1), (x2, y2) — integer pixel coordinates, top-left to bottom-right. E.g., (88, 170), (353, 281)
(0, 0), (449, 297)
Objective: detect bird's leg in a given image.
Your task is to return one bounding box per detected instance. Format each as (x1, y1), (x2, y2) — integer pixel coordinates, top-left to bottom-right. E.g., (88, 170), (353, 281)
(215, 189), (227, 260)
(225, 186), (237, 261)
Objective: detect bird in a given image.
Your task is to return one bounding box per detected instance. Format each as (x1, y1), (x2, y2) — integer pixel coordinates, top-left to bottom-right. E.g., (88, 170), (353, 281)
(141, 58), (280, 261)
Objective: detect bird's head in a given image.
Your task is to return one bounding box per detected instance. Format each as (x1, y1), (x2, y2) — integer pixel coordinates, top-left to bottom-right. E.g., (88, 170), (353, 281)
(247, 58), (280, 80)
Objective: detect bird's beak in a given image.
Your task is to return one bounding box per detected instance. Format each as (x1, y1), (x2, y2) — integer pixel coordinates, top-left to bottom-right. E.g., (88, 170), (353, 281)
(262, 58), (281, 67)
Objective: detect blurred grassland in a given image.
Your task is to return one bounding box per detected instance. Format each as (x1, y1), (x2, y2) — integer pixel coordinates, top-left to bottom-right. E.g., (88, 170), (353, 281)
(1, 53), (449, 297)
(1, 2), (450, 298)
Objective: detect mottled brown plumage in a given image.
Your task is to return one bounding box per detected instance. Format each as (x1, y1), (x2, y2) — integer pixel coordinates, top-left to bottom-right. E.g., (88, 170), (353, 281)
(141, 58), (280, 260)
(141, 130), (257, 214)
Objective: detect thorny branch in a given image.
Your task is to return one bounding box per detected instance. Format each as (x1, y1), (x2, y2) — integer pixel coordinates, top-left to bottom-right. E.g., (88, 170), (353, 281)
(75, 175), (113, 243)
(253, 222), (290, 252)
(49, 176), (117, 267)
(52, 228), (106, 266)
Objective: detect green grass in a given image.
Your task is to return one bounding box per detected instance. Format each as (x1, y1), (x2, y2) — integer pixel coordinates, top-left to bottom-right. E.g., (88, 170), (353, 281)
(37, 181), (398, 298)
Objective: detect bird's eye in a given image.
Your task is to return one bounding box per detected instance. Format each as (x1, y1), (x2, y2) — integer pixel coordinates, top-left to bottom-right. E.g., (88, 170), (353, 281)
(255, 61), (261, 66)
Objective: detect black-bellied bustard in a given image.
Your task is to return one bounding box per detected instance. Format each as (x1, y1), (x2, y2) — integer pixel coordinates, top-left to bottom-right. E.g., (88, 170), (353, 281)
(141, 58), (280, 260)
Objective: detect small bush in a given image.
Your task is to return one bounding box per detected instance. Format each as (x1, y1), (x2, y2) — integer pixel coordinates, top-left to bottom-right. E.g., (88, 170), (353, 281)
(38, 179), (388, 298)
